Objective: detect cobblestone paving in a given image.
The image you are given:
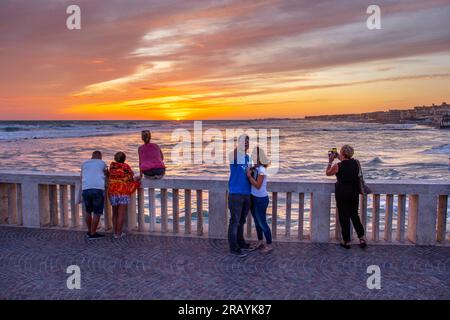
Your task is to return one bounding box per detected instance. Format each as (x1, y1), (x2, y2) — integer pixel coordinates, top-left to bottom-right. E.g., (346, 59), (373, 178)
(0, 226), (449, 300)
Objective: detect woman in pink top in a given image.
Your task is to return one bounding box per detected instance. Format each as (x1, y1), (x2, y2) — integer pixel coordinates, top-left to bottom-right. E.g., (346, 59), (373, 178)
(139, 130), (166, 179)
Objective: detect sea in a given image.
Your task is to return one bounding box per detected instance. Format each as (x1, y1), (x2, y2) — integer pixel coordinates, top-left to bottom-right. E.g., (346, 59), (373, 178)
(1, 120), (449, 235)
(0, 120), (449, 180)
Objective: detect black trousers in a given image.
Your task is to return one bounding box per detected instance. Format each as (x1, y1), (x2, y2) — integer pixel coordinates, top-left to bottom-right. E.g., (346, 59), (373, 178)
(335, 185), (365, 242)
(227, 193), (250, 252)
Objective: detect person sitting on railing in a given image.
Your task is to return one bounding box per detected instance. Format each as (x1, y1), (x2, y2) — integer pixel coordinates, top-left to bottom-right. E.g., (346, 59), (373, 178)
(108, 152), (140, 239)
(139, 130), (166, 180)
(247, 146), (273, 253)
(81, 150), (108, 240)
(326, 145), (367, 249)
(227, 134), (253, 257)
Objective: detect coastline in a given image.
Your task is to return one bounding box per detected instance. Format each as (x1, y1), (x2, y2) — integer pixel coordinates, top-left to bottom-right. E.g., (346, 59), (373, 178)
(304, 102), (450, 129)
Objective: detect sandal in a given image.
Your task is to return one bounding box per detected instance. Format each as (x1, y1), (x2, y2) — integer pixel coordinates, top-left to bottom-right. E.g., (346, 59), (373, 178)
(339, 242), (351, 249)
(359, 238), (367, 249)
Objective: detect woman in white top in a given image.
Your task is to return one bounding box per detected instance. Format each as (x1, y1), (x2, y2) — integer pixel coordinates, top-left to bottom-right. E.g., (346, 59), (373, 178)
(246, 147), (272, 253)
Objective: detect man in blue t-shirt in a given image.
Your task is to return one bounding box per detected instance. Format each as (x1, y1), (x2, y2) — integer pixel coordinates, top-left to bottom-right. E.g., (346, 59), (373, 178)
(228, 134), (252, 256)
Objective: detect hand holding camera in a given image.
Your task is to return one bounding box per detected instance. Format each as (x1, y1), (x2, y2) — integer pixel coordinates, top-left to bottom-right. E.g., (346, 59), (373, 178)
(328, 148), (338, 164)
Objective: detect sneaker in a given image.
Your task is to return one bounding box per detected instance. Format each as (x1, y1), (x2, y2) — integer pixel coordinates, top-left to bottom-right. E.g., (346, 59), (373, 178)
(261, 245), (273, 253)
(88, 233), (105, 240)
(113, 232), (126, 239)
(239, 243), (252, 251)
(230, 250), (247, 258)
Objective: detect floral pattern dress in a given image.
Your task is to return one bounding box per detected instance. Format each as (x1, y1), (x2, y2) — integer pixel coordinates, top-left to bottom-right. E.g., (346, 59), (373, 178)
(108, 162), (140, 206)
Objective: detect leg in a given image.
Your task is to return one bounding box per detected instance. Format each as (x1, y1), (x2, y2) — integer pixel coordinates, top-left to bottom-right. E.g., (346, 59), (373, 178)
(349, 194), (365, 239)
(83, 190), (93, 234)
(90, 214), (101, 235)
(112, 206), (119, 235)
(116, 204), (127, 235)
(250, 196), (263, 241)
(257, 196), (272, 245)
(85, 213), (92, 234)
(336, 195), (351, 243)
(228, 194), (243, 252)
(237, 195), (250, 247)
(90, 190), (104, 235)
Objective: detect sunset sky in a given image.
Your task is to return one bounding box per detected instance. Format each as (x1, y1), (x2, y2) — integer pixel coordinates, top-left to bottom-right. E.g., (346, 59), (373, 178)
(1, 0), (450, 120)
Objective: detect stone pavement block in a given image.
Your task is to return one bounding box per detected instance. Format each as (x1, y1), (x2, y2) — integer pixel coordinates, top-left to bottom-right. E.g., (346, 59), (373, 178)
(0, 226), (449, 300)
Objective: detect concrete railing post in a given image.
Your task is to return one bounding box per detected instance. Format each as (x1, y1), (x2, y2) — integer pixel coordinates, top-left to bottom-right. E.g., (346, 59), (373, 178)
(21, 182), (41, 228)
(310, 192), (331, 242)
(407, 194), (438, 245)
(0, 183), (8, 224)
(208, 190), (227, 239)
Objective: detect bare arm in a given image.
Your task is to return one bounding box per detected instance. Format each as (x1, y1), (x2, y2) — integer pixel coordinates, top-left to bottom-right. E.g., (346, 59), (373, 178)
(246, 168), (265, 189)
(138, 146), (143, 175)
(326, 162), (339, 176)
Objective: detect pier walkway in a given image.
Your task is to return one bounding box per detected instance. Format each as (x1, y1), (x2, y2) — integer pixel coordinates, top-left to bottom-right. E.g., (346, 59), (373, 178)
(1, 226), (449, 300)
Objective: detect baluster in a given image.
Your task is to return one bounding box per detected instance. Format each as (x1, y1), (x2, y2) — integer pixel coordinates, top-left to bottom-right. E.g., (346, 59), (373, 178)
(372, 194), (380, 241)
(127, 192), (137, 232)
(196, 190), (203, 236)
(49, 185), (58, 227)
(246, 211), (252, 239)
(172, 189), (180, 234)
(285, 192), (292, 238)
(59, 185), (69, 228)
(298, 193), (304, 240)
(70, 185), (80, 228)
(148, 188), (156, 232)
(384, 194), (393, 242)
(396, 194), (406, 242)
(359, 194), (368, 232)
(272, 192), (278, 240)
(0, 184), (8, 224)
(104, 189), (112, 231)
(8, 184), (18, 224)
(137, 188), (145, 232)
(184, 189), (191, 234)
(39, 185), (50, 226)
(437, 195), (448, 243)
(17, 184), (23, 225)
(161, 189), (168, 233)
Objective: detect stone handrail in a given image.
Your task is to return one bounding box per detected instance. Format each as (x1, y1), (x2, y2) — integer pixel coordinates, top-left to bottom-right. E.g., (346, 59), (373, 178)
(0, 171), (449, 246)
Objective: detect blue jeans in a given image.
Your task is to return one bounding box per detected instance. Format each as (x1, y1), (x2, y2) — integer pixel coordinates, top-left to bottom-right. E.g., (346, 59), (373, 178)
(227, 193), (250, 252)
(250, 195), (272, 244)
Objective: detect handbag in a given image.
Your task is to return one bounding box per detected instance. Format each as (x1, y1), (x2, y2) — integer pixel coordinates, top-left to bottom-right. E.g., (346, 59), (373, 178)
(356, 159), (372, 195)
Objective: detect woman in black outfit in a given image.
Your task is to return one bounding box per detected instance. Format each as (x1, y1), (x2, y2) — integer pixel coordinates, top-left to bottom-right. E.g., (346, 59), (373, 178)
(326, 145), (367, 249)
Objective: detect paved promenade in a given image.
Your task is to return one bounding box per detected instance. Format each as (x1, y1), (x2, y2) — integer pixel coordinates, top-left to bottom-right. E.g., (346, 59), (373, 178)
(0, 226), (449, 300)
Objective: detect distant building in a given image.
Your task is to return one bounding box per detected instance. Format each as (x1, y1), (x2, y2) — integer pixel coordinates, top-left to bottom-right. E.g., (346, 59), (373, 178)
(303, 102), (450, 128)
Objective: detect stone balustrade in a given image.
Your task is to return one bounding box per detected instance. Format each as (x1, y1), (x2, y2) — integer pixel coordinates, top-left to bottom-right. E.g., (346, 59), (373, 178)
(0, 171), (448, 246)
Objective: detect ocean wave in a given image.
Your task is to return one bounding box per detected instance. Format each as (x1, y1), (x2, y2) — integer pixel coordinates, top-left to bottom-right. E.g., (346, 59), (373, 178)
(422, 143), (450, 155)
(367, 157), (384, 165)
(1, 126), (27, 132)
